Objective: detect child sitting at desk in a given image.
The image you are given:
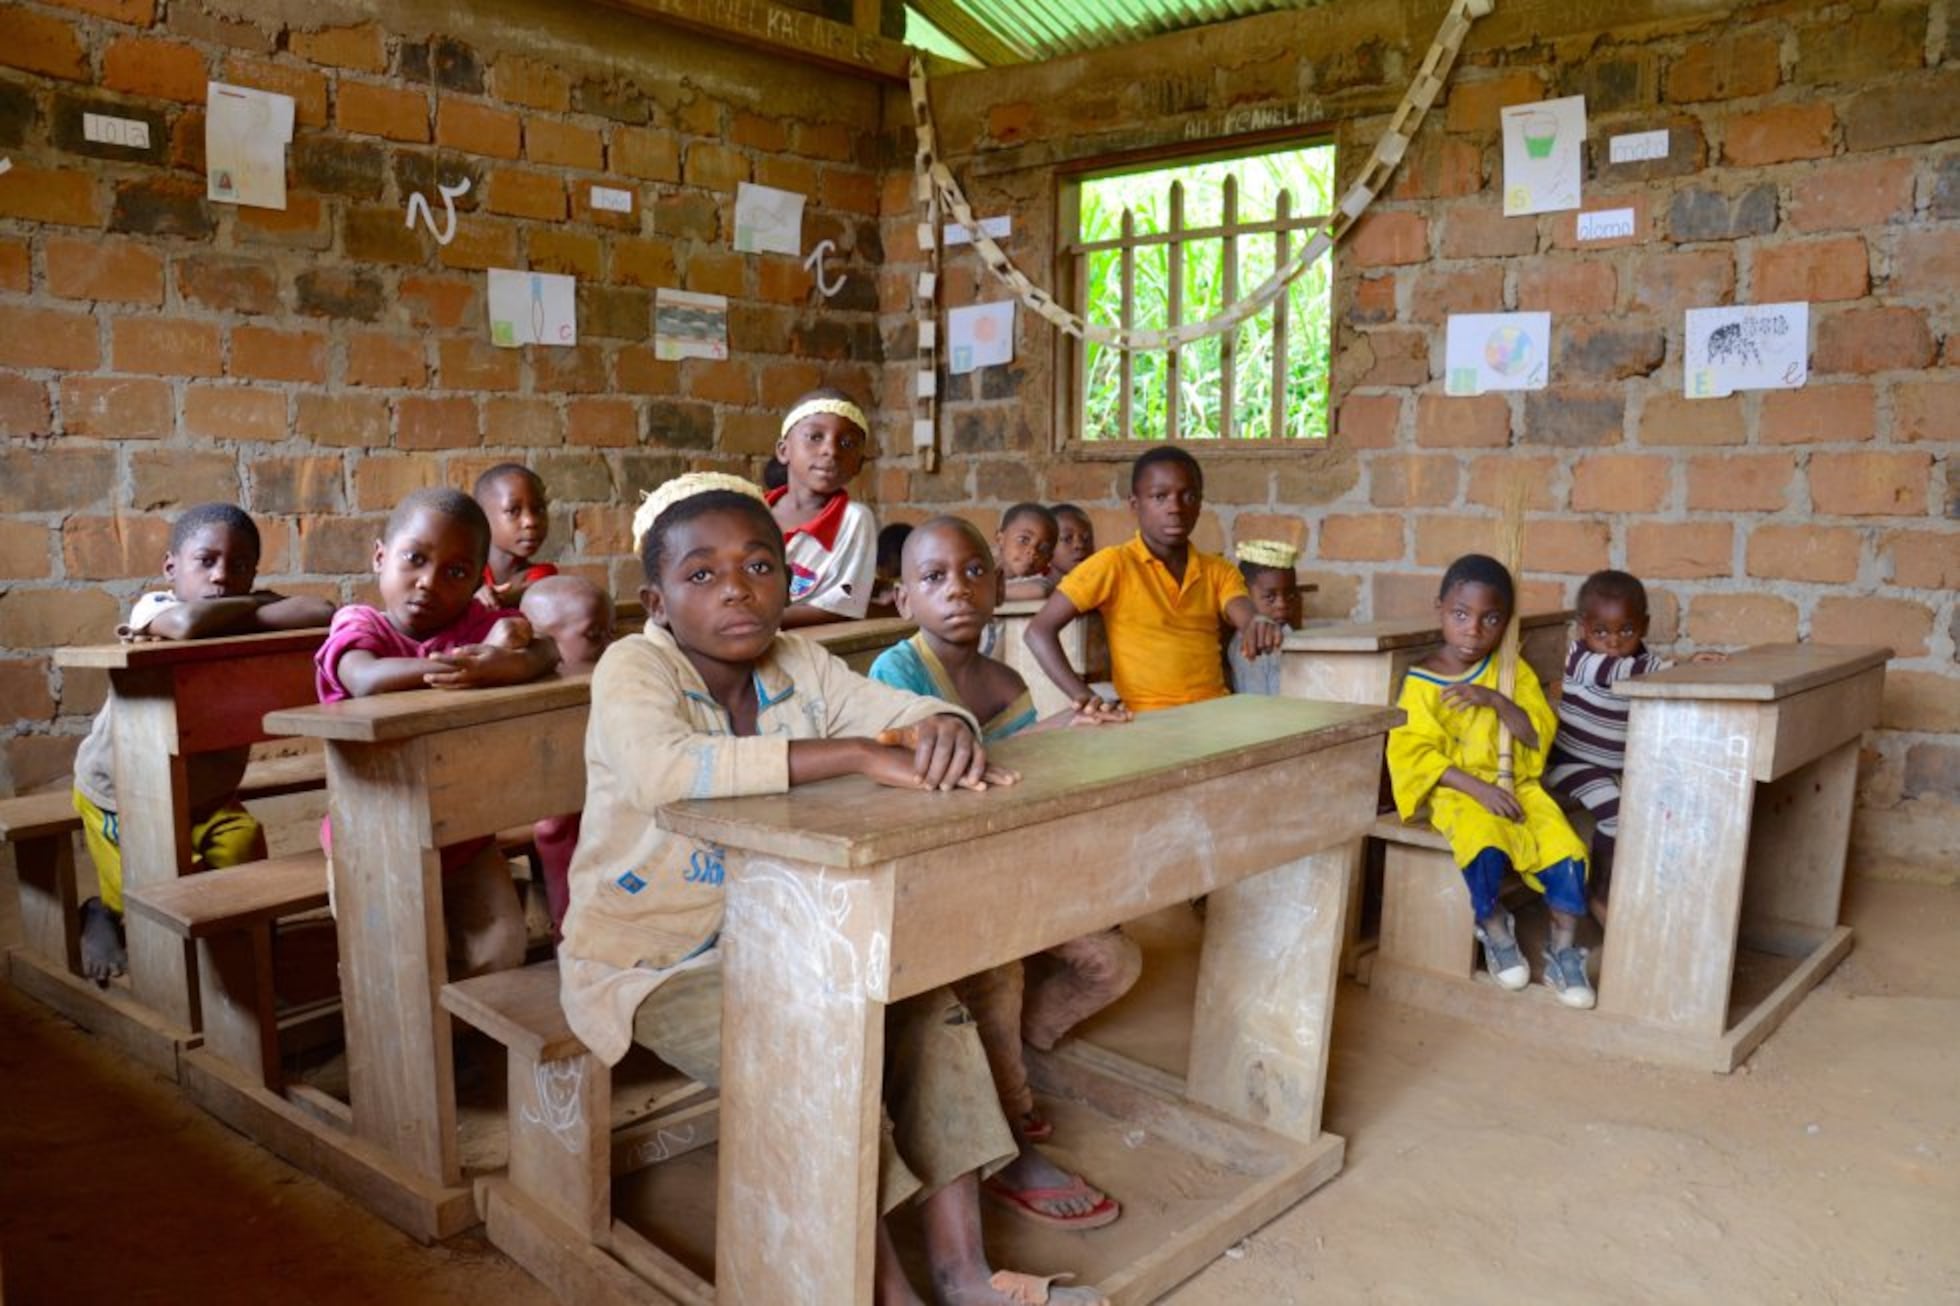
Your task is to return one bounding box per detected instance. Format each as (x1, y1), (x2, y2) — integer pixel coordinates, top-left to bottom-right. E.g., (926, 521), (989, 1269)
(1226, 539), (1304, 697)
(869, 516), (1131, 1233)
(1386, 554), (1595, 1010)
(1546, 569), (1724, 921)
(519, 575), (614, 936)
(997, 502), (1060, 602)
(1026, 448), (1282, 716)
(769, 388), (878, 627)
(1049, 504), (1094, 577)
(315, 487), (560, 978)
(71, 503), (335, 984)
(559, 473), (1108, 1306)
(473, 463), (558, 608)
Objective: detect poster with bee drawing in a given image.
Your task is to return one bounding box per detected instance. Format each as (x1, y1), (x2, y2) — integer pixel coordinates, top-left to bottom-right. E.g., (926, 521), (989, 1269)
(1685, 302), (1809, 399)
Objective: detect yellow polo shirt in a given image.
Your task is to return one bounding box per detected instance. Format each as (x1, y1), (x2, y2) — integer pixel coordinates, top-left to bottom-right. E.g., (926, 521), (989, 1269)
(1056, 533), (1249, 712)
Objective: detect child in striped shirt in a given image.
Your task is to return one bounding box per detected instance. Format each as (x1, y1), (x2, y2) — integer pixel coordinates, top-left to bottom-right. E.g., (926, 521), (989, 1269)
(1546, 570), (1722, 921)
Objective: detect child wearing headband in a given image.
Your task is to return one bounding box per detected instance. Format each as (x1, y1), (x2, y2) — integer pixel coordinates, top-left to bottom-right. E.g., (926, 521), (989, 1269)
(558, 472), (1108, 1306)
(769, 387), (878, 627)
(1227, 539), (1303, 696)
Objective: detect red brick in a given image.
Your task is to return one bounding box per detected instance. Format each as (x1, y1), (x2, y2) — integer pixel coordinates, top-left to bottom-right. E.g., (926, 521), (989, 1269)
(1629, 249), (1734, 315)
(533, 345), (610, 396)
(528, 228), (604, 280)
(793, 120), (854, 162)
(1627, 522), (1733, 579)
(1570, 454), (1670, 514)
(0, 163), (101, 228)
(526, 119), (604, 171)
(223, 57), (328, 128)
(295, 392), (389, 447)
(0, 376), (50, 438)
(1516, 259), (1617, 315)
(730, 111), (788, 152)
(1809, 451), (1932, 517)
(44, 238), (164, 305)
(1409, 265), (1504, 324)
(1665, 35), (1780, 104)
(102, 33), (208, 99)
(1814, 307), (1934, 375)
(617, 347), (679, 396)
(756, 156), (818, 202)
(1722, 103), (1835, 166)
(1346, 274), (1397, 327)
(1639, 393), (1744, 446)
(438, 217), (519, 272)
(1466, 453), (1558, 511)
(485, 167), (567, 221)
(436, 338), (521, 392)
(1445, 71), (1545, 133)
(0, 658), (55, 721)
(1758, 384), (1874, 444)
(401, 275), (477, 331)
(61, 515), (172, 581)
(0, 306), (98, 372)
(113, 317), (220, 376)
(758, 257), (813, 305)
(566, 398), (637, 448)
(1812, 597), (1933, 658)
(613, 126), (679, 182)
(1319, 514), (1404, 562)
(437, 101), (521, 159)
(0, 7), (88, 80)
(297, 515), (386, 574)
(353, 456), (439, 509)
(1688, 594), (1798, 647)
(684, 142), (748, 192)
(1335, 393), (1402, 450)
(1686, 453), (1795, 512)
(1522, 519), (1611, 575)
(821, 169), (878, 215)
(289, 22), (384, 71)
(673, 94), (722, 137)
(60, 375), (171, 439)
(1414, 515), (1499, 567)
(175, 255), (281, 315)
(397, 395), (480, 449)
(1883, 531), (1960, 591)
(0, 240), (28, 293)
(492, 56), (570, 112)
(1745, 524), (1861, 583)
(184, 385), (286, 441)
(230, 325), (327, 383)
(1788, 157), (1916, 233)
(1754, 236), (1868, 303)
(1893, 229), (1960, 292)
(613, 236), (678, 289)
(1387, 134), (1484, 201)
(1894, 378), (1960, 446)
(685, 251), (745, 298)
(1349, 211), (1428, 267)
(1415, 393), (1510, 448)
(683, 360), (753, 405)
(344, 333), (426, 389)
(236, 194), (329, 249)
(483, 397), (563, 448)
(1369, 454), (1459, 508)
(45, 0), (155, 23)
(129, 449), (237, 510)
(337, 80), (430, 141)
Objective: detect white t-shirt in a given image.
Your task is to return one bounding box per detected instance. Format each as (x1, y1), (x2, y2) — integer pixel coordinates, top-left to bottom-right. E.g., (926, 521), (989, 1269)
(768, 489), (875, 620)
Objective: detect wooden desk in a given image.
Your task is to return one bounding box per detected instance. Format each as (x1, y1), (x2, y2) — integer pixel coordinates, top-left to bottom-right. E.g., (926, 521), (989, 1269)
(252, 676), (593, 1241)
(1278, 609), (1572, 707)
(990, 599), (1109, 718)
(659, 695), (1399, 1304)
(33, 630), (325, 1074)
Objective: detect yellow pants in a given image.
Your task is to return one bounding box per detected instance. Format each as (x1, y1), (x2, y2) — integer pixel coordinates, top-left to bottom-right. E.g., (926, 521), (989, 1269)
(72, 787), (266, 913)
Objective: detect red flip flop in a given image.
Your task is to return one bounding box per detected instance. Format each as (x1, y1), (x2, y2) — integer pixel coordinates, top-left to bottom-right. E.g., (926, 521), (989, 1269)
(982, 1173), (1121, 1231)
(1016, 1108), (1054, 1143)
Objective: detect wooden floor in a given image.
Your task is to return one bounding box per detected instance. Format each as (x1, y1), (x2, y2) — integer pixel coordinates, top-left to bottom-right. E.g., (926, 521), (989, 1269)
(2, 875), (1956, 1304)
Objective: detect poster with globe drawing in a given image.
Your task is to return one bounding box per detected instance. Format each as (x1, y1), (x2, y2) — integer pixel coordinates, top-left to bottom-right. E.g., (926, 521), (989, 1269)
(1501, 95), (1585, 216)
(1445, 312), (1551, 396)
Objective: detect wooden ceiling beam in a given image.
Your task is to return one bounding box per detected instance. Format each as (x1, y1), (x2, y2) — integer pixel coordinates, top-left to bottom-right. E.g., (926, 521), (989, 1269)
(592, 0), (915, 82)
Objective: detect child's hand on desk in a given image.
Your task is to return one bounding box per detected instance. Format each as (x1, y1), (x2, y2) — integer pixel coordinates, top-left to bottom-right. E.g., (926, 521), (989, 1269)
(1072, 695), (1133, 725)
(424, 644), (537, 689)
(1689, 650), (1730, 664)
(1239, 615), (1285, 658)
(874, 721), (1019, 791)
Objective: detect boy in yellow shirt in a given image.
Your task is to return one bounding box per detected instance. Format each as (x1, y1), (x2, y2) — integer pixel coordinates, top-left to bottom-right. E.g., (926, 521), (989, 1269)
(1026, 447), (1282, 714)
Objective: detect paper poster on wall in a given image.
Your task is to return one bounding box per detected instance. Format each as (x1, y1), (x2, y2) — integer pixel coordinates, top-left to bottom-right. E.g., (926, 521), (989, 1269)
(487, 269), (577, 348)
(205, 83), (294, 210)
(943, 216), (1011, 247)
(1684, 302), (1808, 399)
(1501, 95), (1584, 216)
(1445, 312), (1550, 396)
(947, 301), (1015, 374)
(654, 289), (730, 361)
(732, 182), (806, 256)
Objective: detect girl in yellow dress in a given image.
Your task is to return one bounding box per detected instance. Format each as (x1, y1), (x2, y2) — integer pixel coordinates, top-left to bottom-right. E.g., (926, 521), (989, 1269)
(1386, 555), (1595, 1009)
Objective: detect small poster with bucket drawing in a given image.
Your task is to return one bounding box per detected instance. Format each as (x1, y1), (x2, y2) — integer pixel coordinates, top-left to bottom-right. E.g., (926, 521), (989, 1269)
(1501, 96), (1585, 217)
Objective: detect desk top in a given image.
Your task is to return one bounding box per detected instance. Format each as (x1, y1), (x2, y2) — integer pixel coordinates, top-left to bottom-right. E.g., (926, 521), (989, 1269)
(660, 693), (1401, 869)
(54, 627), (327, 670)
(1281, 609), (1571, 655)
(263, 673), (591, 743)
(807, 616), (915, 658)
(1618, 643), (1891, 702)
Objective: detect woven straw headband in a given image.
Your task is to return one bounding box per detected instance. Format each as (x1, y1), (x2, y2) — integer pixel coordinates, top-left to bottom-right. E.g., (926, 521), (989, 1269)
(780, 397), (869, 439)
(1236, 539), (1300, 570)
(631, 471), (767, 550)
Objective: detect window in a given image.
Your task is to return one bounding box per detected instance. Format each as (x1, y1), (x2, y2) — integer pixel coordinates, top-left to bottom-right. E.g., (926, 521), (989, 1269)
(1062, 140), (1337, 448)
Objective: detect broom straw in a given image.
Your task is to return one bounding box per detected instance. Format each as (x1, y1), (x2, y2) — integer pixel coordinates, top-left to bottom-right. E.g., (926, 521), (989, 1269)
(1493, 475), (1529, 794)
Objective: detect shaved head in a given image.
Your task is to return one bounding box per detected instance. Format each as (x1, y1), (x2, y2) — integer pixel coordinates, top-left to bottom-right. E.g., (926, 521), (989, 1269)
(901, 515), (993, 579)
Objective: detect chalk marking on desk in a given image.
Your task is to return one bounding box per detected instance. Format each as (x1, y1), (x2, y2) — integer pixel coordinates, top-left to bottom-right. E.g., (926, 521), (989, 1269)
(629, 1124), (697, 1167)
(520, 1059), (587, 1152)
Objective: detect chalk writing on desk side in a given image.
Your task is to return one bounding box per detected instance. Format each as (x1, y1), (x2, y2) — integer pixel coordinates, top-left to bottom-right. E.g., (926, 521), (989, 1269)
(629, 1124), (698, 1168)
(727, 863), (876, 1002)
(520, 1059), (588, 1154)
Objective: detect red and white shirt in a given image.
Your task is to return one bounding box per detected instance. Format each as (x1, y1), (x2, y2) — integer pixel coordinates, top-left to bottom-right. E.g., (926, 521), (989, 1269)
(765, 487), (876, 619)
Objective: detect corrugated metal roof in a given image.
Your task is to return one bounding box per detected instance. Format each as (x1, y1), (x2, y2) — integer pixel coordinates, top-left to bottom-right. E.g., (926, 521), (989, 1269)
(907, 0), (1330, 65)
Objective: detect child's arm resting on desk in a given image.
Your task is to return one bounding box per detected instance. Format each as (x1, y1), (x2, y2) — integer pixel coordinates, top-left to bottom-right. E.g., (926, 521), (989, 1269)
(423, 622), (559, 690)
(141, 591), (335, 641)
(813, 651), (1014, 790)
(1223, 595), (1285, 659)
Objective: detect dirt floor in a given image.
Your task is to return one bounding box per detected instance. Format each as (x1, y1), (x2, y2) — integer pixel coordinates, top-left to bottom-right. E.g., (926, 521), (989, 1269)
(1, 874), (1955, 1305)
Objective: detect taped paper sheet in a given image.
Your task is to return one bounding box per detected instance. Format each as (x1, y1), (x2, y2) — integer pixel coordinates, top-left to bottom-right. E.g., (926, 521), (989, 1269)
(654, 289), (730, 362)
(948, 301), (1015, 374)
(487, 269), (577, 348)
(733, 182), (805, 256)
(1445, 312), (1551, 396)
(1502, 95), (1584, 216)
(943, 216), (1011, 246)
(1685, 302), (1808, 399)
(206, 82), (294, 210)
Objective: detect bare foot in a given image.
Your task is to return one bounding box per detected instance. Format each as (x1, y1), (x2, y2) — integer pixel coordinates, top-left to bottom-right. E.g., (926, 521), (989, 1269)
(80, 897), (126, 987)
(987, 1146), (1110, 1222)
(940, 1270), (1109, 1305)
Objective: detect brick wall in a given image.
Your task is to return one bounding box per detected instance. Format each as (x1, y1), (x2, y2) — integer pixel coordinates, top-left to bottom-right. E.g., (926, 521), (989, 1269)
(876, 0), (1958, 881)
(0, 0), (886, 792)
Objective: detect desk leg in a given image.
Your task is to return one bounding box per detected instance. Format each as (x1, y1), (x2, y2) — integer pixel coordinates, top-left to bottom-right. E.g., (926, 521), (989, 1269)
(329, 740), (459, 1188)
(1187, 848), (1349, 1144)
(718, 857), (888, 1304)
(1600, 701), (1759, 1038)
(1740, 739), (1858, 954)
(111, 671), (198, 1034)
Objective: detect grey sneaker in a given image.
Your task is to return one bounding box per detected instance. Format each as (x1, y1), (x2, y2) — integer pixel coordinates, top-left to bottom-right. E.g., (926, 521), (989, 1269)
(1543, 946), (1596, 1010)
(1474, 910), (1530, 991)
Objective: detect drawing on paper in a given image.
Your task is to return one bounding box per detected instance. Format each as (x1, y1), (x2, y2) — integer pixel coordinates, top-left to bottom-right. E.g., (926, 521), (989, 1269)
(733, 181), (806, 256)
(1501, 95), (1584, 217)
(487, 268), (577, 348)
(1445, 312), (1550, 396)
(205, 82), (295, 211)
(1684, 302), (1808, 399)
(948, 301), (1014, 375)
(654, 288), (730, 361)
